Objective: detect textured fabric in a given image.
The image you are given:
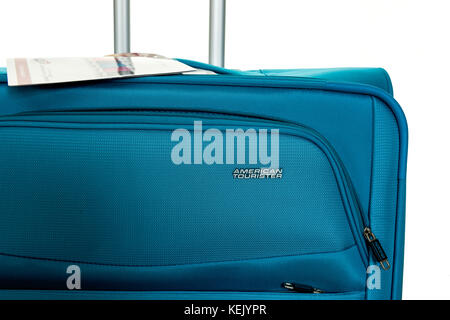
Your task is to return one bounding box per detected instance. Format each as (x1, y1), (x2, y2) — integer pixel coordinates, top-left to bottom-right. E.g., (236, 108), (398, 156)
(0, 62), (407, 299)
(0, 121), (355, 267)
(0, 245), (365, 292)
(366, 98), (400, 300)
(0, 79), (375, 220)
(176, 59), (393, 95)
(246, 68), (393, 95)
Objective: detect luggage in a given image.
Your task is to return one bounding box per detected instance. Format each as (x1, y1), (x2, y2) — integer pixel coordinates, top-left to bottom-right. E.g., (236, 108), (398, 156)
(0, 0), (407, 300)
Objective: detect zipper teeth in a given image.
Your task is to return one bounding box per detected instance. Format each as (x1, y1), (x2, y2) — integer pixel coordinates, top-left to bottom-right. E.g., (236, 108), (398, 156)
(0, 110), (369, 260)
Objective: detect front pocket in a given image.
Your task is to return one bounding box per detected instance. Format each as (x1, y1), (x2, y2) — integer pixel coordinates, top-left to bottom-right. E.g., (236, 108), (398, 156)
(0, 111), (369, 294)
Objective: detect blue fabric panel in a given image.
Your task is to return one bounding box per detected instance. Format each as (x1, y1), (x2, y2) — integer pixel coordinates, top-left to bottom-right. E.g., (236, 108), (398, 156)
(0, 117), (367, 293)
(0, 245), (365, 293)
(392, 179), (406, 299)
(0, 290), (365, 300)
(176, 59), (393, 94)
(0, 79), (374, 219)
(0, 125), (355, 266)
(366, 98), (400, 300)
(246, 68), (393, 95)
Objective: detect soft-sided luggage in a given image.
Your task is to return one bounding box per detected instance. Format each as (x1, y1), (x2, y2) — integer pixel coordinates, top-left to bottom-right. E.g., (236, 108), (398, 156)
(0, 0), (407, 300)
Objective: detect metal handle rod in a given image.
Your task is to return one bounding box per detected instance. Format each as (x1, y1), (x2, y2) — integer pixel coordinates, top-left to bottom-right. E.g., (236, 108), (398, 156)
(113, 0), (226, 65)
(209, 0), (226, 67)
(114, 0), (130, 53)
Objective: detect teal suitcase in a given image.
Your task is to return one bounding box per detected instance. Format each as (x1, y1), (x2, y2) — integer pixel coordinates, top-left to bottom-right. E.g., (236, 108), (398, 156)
(0, 0), (407, 300)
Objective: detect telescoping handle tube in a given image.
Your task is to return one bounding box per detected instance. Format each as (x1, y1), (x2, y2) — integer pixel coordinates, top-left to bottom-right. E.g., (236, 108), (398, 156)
(113, 0), (226, 67)
(208, 0), (226, 67)
(114, 0), (130, 54)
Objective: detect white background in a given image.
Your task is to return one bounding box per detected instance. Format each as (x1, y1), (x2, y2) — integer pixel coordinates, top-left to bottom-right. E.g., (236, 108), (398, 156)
(0, 0), (449, 300)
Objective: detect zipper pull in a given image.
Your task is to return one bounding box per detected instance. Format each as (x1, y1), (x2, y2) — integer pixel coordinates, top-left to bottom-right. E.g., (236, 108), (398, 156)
(281, 282), (324, 294)
(363, 227), (390, 271)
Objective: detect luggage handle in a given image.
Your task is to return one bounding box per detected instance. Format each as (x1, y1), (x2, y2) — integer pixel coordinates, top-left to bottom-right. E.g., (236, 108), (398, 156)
(113, 0), (226, 67)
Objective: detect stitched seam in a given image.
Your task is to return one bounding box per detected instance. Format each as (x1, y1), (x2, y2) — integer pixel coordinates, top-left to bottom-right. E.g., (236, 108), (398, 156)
(0, 244), (357, 268)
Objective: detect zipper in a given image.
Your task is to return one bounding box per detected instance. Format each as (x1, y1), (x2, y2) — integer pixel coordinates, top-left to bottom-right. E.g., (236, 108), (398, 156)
(0, 109), (389, 270)
(363, 227), (390, 270)
(281, 282), (324, 294)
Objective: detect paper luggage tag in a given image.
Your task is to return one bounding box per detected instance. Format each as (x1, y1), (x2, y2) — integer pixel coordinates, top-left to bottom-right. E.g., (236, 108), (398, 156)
(6, 55), (196, 86)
